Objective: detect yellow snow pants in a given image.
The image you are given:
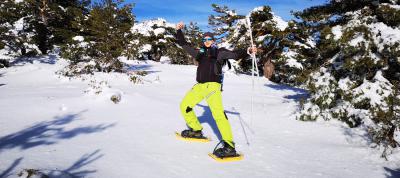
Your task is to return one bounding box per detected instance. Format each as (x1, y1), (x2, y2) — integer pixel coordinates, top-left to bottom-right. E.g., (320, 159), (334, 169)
(180, 82), (234, 147)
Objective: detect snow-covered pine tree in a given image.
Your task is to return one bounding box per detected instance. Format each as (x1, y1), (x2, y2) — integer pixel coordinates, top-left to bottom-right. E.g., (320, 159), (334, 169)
(165, 21), (202, 65)
(208, 4), (244, 36)
(208, 4), (307, 84)
(85, 0), (134, 73)
(129, 19), (201, 65)
(0, 0), (40, 58)
(48, 0), (91, 46)
(1, 0), (92, 60)
(0, 1), (19, 51)
(295, 0), (400, 157)
(184, 22), (203, 50)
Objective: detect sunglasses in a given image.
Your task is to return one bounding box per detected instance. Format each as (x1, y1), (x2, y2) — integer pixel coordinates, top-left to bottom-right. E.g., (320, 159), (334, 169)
(202, 38), (213, 42)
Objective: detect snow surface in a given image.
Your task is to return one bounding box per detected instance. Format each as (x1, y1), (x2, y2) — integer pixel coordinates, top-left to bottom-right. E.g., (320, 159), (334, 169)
(72, 36), (84, 42)
(0, 57), (400, 178)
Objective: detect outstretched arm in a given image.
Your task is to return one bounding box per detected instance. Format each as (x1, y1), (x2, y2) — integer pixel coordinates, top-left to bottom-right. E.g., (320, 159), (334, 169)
(175, 22), (198, 59)
(217, 47), (258, 62)
(218, 48), (247, 61)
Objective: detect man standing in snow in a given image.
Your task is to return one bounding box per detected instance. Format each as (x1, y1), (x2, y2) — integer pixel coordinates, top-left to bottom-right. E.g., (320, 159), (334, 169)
(175, 22), (257, 158)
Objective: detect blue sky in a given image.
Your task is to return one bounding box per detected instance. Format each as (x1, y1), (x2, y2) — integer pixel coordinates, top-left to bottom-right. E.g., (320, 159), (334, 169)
(125, 0), (327, 30)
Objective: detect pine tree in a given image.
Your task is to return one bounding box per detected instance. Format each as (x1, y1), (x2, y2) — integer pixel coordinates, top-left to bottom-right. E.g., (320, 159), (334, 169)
(86, 0), (134, 72)
(295, 0), (400, 157)
(129, 19), (198, 65)
(208, 4), (244, 36)
(185, 22), (203, 50)
(208, 4), (304, 82)
(0, 0), (36, 57)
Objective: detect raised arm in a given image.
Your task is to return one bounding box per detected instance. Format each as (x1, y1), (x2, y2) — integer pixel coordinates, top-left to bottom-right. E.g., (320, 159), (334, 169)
(175, 22), (198, 59)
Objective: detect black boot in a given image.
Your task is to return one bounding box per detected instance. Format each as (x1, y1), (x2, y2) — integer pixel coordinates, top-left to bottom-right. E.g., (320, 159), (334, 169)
(213, 141), (238, 158)
(180, 128), (205, 139)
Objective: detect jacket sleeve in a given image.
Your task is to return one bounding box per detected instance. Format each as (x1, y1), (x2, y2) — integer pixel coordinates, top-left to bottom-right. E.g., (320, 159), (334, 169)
(175, 29), (198, 59)
(217, 48), (249, 63)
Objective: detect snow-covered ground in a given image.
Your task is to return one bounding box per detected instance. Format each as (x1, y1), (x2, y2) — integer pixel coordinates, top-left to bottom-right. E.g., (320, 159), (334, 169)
(0, 56), (399, 178)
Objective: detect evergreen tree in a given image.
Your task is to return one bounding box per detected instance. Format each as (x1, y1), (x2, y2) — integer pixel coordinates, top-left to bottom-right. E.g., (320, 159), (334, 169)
(208, 4), (244, 36)
(208, 4), (306, 83)
(0, 1), (20, 51)
(295, 0), (400, 158)
(129, 19), (200, 65)
(0, 0), (38, 57)
(86, 0), (134, 72)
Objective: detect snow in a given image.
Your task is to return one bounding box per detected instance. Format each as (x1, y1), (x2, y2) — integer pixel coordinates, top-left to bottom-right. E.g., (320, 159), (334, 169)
(153, 28), (165, 36)
(283, 50), (303, 69)
(131, 18), (174, 37)
(249, 6), (288, 31)
(139, 44), (152, 53)
(9, 18), (24, 36)
(338, 77), (353, 91)
(14, 0), (24, 3)
(0, 57), (400, 178)
(349, 34), (365, 47)
(369, 22), (400, 51)
(159, 56), (171, 64)
(72, 36), (84, 42)
(58, 5), (67, 12)
(272, 13), (288, 31)
(331, 25), (343, 40)
(226, 10), (237, 16)
(353, 71), (393, 108)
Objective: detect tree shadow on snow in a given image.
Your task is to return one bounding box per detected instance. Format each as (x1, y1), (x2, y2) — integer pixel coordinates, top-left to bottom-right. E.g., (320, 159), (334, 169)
(47, 149), (104, 178)
(265, 83), (309, 102)
(0, 157), (23, 178)
(10, 54), (58, 66)
(127, 64), (160, 75)
(384, 167), (400, 178)
(2, 150), (103, 178)
(0, 110), (115, 153)
(340, 125), (374, 147)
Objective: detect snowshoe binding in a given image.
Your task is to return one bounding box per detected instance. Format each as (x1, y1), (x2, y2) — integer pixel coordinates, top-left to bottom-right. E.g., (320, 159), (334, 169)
(209, 141), (243, 162)
(175, 128), (211, 142)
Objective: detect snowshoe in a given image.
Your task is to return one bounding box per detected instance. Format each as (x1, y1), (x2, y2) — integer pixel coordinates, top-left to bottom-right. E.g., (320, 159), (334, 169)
(209, 141), (243, 162)
(175, 129), (211, 142)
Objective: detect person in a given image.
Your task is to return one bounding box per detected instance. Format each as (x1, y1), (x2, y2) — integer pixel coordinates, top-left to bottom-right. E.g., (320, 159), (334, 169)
(175, 22), (257, 158)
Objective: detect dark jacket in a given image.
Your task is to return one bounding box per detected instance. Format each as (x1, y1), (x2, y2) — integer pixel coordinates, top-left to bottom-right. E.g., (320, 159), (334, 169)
(175, 29), (248, 83)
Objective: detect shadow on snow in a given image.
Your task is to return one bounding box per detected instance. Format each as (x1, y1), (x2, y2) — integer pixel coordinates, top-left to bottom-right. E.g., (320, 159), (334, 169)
(265, 83), (309, 102)
(196, 104), (253, 145)
(0, 157), (23, 178)
(0, 150), (103, 178)
(10, 54), (58, 66)
(384, 167), (400, 178)
(0, 110), (115, 153)
(126, 64), (161, 75)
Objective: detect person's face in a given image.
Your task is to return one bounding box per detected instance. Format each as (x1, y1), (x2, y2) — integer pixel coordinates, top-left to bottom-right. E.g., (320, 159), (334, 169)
(203, 36), (214, 47)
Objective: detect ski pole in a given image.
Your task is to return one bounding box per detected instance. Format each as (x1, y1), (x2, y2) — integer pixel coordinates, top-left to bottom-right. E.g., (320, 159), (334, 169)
(246, 16), (259, 127)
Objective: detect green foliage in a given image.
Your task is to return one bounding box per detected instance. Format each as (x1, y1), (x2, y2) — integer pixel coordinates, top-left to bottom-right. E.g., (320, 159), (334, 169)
(376, 4), (400, 27)
(208, 4), (244, 36)
(296, 0), (400, 157)
(85, 0), (134, 72)
(209, 4), (307, 84)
